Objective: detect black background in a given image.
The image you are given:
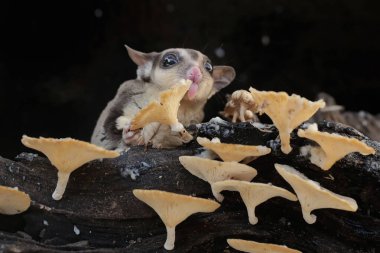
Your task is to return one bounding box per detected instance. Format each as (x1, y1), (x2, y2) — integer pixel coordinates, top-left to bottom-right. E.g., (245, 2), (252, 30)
(1, 0), (379, 158)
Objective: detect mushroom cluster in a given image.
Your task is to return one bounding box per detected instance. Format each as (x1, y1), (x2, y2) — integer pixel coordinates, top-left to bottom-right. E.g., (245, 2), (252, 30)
(173, 88), (373, 251)
(221, 90), (258, 123)
(190, 137), (301, 226)
(177, 134), (305, 250)
(222, 88), (326, 154)
(9, 85), (375, 252)
(176, 130), (363, 251)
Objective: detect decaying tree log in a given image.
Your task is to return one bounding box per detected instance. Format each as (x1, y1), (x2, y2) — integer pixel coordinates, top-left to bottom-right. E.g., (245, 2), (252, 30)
(0, 119), (379, 252)
(312, 92), (380, 142)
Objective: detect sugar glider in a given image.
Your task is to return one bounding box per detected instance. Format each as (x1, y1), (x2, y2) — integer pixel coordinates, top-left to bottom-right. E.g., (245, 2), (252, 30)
(91, 45), (235, 150)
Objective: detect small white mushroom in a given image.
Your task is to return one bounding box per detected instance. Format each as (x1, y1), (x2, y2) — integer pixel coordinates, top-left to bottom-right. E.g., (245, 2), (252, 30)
(130, 79), (192, 135)
(274, 163), (358, 224)
(211, 180), (297, 224)
(222, 90), (258, 122)
(21, 135), (120, 200)
(227, 239), (302, 253)
(297, 123), (375, 170)
(179, 156), (257, 199)
(0, 186), (31, 215)
(249, 88), (325, 154)
(133, 189), (220, 250)
(197, 137), (271, 163)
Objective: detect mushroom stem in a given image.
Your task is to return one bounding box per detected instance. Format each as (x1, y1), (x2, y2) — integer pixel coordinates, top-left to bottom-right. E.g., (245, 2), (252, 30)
(303, 212), (317, 224)
(212, 188), (224, 202)
(164, 226), (176, 250)
(280, 131), (292, 154)
(246, 204), (258, 225)
(239, 104), (247, 122)
(52, 171), (71, 200)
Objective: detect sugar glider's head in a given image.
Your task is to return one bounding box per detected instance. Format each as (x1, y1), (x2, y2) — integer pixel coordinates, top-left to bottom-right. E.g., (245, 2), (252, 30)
(125, 45), (235, 102)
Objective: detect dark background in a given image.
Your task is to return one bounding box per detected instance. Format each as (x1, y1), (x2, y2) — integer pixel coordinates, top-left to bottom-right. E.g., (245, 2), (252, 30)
(1, 0), (379, 159)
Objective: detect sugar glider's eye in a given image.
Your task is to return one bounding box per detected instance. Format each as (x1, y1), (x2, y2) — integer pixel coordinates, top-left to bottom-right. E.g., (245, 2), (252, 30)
(161, 53), (179, 68)
(204, 61), (213, 73)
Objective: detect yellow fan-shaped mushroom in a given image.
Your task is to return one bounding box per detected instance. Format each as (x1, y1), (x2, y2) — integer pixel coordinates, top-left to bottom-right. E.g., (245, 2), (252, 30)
(0, 186), (31, 215)
(274, 164), (358, 224)
(179, 156), (257, 199)
(130, 79), (192, 133)
(133, 189), (220, 250)
(197, 137), (271, 162)
(211, 180), (297, 224)
(21, 135), (120, 200)
(297, 123), (375, 170)
(249, 88), (325, 154)
(227, 239), (302, 253)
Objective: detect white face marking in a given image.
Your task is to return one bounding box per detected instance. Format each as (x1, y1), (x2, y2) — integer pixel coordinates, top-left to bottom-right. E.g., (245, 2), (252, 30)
(136, 61), (153, 81)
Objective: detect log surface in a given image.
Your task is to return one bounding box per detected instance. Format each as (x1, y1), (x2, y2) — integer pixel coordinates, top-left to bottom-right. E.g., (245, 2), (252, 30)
(0, 119), (379, 252)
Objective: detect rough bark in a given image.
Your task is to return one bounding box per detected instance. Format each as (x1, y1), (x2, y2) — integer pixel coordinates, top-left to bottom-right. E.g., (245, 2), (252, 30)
(0, 119), (379, 252)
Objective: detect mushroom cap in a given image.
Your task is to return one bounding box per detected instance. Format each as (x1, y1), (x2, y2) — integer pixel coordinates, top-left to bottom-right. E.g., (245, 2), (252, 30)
(21, 135), (120, 173)
(231, 90), (255, 105)
(212, 180), (297, 203)
(196, 137), (271, 162)
(274, 163), (358, 224)
(179, 156), (257, 184)
(0, 186), (31, 215)
(130, 79), (192, 131)
(249, 88), (325, 154)
(133, 189), (220, 227)
(227, 239), (302, 253)
(212, 180), (297, 224)
(222, 90), (258, 123)
(297, 123), (375, 170)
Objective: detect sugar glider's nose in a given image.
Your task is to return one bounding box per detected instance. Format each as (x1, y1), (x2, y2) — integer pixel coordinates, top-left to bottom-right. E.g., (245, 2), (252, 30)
(186, 66), (202, 84)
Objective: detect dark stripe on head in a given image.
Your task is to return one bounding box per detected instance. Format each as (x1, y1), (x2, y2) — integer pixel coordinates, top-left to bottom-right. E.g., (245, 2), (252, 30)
(152, 53), (161, 72)
(186, 49), (199, 61)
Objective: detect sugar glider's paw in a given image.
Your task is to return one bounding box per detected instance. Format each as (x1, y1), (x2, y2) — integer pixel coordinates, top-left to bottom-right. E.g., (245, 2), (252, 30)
(123, 129), (143, 145)
(221, 90), (259, 123)
(147, 124), (192, 149)
(178, 128), (193, 143)
(116, 116), (143, 145)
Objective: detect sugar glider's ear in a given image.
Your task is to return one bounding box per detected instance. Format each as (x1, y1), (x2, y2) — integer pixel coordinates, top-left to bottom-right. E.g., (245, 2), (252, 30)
(125, 45), (158, 81)
(125, 45), (156, 66)
(209, 66), (236, 98)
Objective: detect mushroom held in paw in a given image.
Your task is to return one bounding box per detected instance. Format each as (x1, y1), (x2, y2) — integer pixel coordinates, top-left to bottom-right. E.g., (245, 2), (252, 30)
(249, 88), (325, 154)
(274, 164), (358, 224)
(21, 135), (120, 200)
(132, 189), (220, 250)
(227, 239), (302, 253)
(130, 79), (193, 138)
(179, 156), (257, 199)
(0, 186), (31, 215)
(297, 123), (375, 170)
(211, 180), (297, 225)
(196, 137), (271, 163)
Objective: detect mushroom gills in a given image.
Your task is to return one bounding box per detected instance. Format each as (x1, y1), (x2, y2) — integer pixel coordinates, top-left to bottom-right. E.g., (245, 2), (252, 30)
(274, 163), (358, 224)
